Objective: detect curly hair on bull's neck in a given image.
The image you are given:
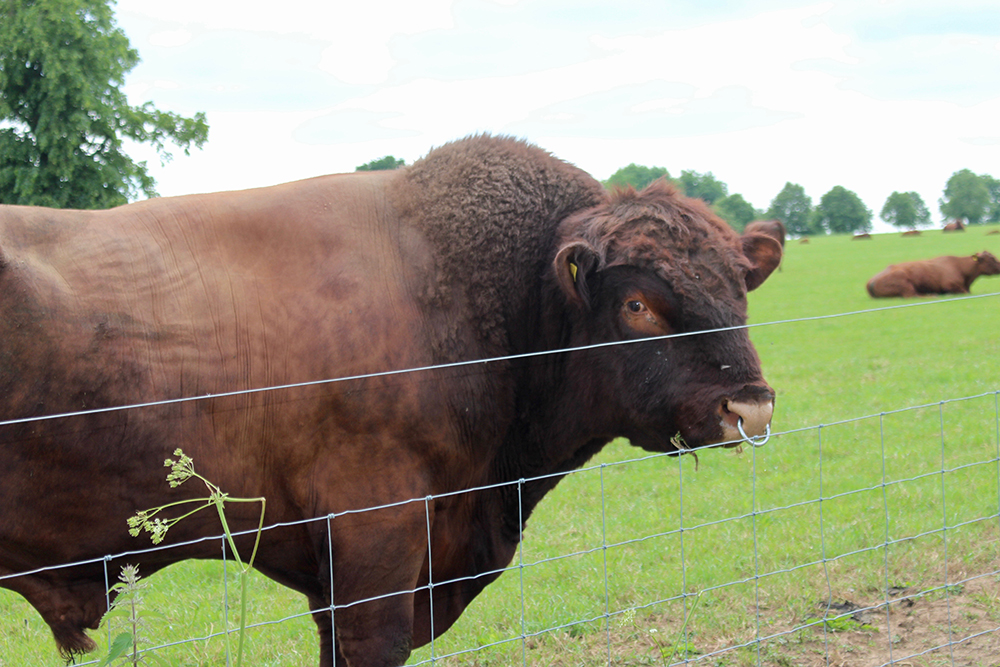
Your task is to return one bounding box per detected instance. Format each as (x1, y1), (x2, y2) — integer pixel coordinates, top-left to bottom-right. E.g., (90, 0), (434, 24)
(390, 134), (606, 356)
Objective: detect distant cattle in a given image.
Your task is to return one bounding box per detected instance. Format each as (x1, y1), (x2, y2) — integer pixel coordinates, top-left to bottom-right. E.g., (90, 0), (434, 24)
(744, 219), (786, 248)
(943, 219), (965, 232)
(901, 230), (921, 237)
(0, 135), (782, 666)
(853, 233), (871, 240)
(866, 251), (1000, 297)
(799, 238), (810, 244)
(987, 230), (1000, 236)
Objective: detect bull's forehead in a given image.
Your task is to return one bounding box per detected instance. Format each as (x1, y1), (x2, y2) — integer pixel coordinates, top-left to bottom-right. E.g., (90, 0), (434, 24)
(599, 214), (752, 328)
(607, 215), (748, 285)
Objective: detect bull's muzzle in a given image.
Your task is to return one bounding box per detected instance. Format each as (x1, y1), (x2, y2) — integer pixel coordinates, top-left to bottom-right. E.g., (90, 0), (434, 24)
(719, 395), (774, 448)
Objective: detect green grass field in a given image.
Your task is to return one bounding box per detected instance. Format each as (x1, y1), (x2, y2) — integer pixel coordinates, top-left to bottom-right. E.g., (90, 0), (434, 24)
(2, 226), (999, 666)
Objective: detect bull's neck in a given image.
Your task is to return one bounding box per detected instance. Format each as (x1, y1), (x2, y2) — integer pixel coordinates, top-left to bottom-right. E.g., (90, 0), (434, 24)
(490, 293), (614, 544)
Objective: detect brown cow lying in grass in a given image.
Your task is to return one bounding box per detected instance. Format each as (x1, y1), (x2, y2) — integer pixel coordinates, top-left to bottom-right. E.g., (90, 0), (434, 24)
(943, 219), (965, 232)
(866, 251), (1000, 297)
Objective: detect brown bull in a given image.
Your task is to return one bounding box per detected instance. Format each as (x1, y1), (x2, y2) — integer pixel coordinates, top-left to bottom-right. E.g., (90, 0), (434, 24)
(0, 135), (781, 667)
(866, 251), (1000, 297)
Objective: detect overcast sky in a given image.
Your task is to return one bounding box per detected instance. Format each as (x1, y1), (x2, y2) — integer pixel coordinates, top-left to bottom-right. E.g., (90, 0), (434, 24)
(114, 0), (999, 232)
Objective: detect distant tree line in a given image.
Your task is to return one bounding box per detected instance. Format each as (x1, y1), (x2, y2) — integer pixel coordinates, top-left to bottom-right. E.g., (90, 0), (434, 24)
(355, 156), (405, 171)
(0, 0), (989, 224)
(602, 165), (1000, 236)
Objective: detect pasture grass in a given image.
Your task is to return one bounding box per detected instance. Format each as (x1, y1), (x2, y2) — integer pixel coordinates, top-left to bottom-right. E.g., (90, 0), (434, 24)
(1, 225), (998, 666)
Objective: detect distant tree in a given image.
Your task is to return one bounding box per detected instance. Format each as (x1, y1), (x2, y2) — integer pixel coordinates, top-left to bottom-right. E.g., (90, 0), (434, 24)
(982, 174), (1000, 224)
(356, 156), (405, 171)
(677, 169), (727, 205)
(939, 169), (990, 224)
(880, 191), (931, 230)
(714, 193), (757, 231)
(767, 182), (814, 236)
(603, 163), (669, 191)
(814, 186), (872, 235)
(0, 0), (209, 209)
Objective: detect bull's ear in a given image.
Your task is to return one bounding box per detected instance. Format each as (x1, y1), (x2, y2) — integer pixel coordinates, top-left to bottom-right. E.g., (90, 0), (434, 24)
(554, 241), (601, 308)
(741, 233), (782, 291)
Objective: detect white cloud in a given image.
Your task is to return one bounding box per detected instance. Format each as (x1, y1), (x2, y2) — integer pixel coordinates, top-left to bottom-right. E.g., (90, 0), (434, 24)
(119, 0), (455, 85)
(148, 29), (194, 48)
(114, 0), (1000, 232)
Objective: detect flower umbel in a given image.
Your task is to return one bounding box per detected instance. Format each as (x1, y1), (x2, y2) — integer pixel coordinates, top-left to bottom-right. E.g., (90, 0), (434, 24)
(164, 448), (195, 488)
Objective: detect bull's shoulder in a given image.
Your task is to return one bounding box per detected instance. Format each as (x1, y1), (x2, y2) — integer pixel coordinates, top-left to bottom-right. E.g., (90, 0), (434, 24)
(387, 135), (605, 353)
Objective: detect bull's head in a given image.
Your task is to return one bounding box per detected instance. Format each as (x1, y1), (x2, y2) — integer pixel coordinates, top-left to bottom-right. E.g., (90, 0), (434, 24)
(551, 181), (782, 452)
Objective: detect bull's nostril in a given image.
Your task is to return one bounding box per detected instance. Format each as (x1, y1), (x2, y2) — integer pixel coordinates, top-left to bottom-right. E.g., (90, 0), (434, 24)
(722, 398), (774, 439)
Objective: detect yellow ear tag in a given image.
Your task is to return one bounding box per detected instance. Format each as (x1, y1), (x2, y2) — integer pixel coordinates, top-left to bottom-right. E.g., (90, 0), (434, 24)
(569, 261), (578, 283)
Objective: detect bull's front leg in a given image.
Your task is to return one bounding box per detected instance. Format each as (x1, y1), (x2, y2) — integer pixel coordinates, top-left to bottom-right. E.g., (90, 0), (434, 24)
(308, 596), (340, 666)
(312, 501), (433, 667)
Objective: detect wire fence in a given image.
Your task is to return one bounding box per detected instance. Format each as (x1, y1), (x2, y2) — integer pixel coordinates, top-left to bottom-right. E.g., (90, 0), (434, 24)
(2, 294), (999, 666)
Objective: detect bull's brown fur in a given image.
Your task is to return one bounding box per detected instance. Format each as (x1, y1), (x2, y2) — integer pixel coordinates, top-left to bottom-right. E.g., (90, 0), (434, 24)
(744, 219), (786, 248)
(0, 135), (781, 667)
(390, 135), (605, 356)
(866, 251), (1000, 297)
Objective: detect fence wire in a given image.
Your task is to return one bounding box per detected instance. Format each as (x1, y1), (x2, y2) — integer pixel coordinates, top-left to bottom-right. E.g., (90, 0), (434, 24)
(1, 293), (999, 666)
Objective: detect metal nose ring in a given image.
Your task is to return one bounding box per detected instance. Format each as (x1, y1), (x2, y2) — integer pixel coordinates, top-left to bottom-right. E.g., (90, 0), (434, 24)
(737, 419), (771, 448)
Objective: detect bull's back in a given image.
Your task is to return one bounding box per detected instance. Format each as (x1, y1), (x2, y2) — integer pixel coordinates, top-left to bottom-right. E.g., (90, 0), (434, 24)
(0, 172), (443, 549)
(3, 172), (416, 391)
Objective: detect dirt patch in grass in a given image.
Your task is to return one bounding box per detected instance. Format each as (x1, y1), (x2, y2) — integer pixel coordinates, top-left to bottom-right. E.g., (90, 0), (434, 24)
(509, 572), (1000, 666)
(763, 575), (1000, 667)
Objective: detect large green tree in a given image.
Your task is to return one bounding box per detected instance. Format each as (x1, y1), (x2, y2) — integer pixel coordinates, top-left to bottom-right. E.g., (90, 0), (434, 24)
(880, 191), (931, 230)
(0, 0), (208, 209)
(813, 186), (871, 235)
(676, 169), (727, 205)
(602, 163), (670, 191)
(714, 193), (757, 231)
(766, 182), (813, 236)
(939, 169), (990, 225)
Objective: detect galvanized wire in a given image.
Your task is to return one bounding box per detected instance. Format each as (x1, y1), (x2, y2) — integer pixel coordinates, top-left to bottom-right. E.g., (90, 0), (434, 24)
(3, 292), (1000, 664)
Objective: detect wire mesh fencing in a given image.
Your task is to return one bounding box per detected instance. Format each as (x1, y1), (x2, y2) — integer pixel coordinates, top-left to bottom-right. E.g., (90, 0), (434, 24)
(1, 297), (999, 666)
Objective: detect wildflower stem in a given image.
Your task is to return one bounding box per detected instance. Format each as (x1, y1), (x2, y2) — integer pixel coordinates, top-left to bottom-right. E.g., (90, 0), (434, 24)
(126, 450), (267, 667)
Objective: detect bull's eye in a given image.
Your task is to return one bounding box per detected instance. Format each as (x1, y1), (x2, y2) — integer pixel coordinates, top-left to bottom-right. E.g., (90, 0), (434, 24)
(622, 294), (671, 335)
